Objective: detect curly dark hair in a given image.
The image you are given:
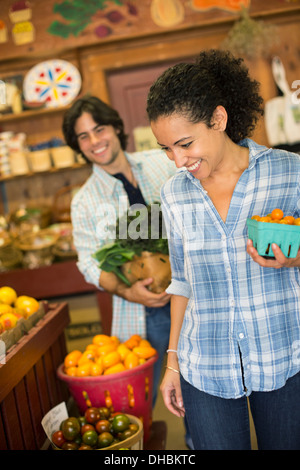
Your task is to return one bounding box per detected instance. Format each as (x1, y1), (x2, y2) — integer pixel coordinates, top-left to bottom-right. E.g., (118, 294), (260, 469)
(146, 49), (264, 143)
(62, 95), (128, 162)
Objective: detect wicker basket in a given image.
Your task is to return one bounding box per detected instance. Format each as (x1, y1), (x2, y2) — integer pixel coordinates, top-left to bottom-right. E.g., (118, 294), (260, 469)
(16, 229), (59, 269)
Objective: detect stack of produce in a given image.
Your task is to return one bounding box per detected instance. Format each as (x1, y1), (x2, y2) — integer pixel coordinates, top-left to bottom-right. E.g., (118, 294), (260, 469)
(0, 285), (39, 333)
(51, 408), (141, 450)
(93, 203), (171, 293)
(63, 333), (157, 378)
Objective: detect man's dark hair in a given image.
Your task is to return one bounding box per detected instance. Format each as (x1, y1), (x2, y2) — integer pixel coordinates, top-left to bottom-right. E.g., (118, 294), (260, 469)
(62, 95), (128, 162)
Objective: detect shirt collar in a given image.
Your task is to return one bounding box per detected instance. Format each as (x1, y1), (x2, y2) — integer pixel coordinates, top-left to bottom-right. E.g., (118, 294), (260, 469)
(92, 152), (143, 194)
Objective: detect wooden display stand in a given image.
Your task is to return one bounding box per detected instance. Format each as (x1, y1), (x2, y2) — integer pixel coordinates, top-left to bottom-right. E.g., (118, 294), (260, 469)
(0, 302), (70, 450)
(0, 261), (113, 335)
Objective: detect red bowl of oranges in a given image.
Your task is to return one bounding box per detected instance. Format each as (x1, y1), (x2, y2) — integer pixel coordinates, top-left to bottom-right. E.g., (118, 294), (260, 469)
(247, 209), (300, 258)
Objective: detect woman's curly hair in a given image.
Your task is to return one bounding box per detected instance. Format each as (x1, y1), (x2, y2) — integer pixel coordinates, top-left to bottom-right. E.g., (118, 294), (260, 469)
(62, 95), (128, 162)
(147, 49), (264, 143)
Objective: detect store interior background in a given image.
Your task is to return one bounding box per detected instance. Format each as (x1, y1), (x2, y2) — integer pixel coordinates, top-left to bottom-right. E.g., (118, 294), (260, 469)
(0, 0), (299, 450)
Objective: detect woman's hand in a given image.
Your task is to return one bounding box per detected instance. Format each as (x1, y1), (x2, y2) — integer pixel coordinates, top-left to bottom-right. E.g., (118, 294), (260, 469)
(247, 239), (300, 268)
(160, 368), (185, 418)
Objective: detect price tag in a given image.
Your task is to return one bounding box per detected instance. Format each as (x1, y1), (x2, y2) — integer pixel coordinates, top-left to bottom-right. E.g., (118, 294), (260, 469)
(41, 402), (68, 441)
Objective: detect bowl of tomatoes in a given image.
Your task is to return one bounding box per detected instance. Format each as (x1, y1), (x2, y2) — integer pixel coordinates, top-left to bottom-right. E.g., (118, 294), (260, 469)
(247, 209), (300, 258)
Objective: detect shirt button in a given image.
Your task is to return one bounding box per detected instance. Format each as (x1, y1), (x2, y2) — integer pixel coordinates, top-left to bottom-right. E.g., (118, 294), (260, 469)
(239, 333), (244, 339)
(230, 299), (235, 307)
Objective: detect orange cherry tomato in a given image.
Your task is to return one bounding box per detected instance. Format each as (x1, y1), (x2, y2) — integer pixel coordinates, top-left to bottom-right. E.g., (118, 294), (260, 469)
(124, 352), (140, 369)
(283, 216), (295, 225)
(295, 218), (300, 226)
(64, 350), (82, 368)
(271, 208), (284, 220)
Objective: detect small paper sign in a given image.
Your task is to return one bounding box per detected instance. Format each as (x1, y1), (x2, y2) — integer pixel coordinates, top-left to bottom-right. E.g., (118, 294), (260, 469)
(41, 402), (68, 441)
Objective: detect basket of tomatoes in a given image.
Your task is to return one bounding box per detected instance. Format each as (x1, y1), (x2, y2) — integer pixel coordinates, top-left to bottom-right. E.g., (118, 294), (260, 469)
(57, 333), (158, 443)
(247, 209), (300, 258)
(50, 408), (143, 450)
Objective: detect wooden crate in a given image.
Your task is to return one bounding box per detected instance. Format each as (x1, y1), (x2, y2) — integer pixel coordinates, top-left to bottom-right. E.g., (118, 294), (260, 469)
(0, 303), (70, 450)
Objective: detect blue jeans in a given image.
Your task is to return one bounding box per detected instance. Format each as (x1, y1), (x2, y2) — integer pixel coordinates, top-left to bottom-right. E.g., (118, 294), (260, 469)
(181, 371), (300, 450)
(145, 303), (170, 407)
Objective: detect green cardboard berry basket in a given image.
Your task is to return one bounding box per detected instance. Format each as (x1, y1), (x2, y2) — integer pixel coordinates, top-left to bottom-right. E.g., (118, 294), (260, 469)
(247, 218), (300, 258)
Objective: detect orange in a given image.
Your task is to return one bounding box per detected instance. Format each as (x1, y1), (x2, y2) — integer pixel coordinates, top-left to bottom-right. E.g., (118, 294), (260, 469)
(0, 286), (17, 305)
(271, 208), (284, 220)
(90, 362), (103, 376)
(139, 339), (152, 348)
(77, 361), (93, 377)
(117, 344), (131, 361)
(0, 313), (18, 330)
(78, 350), (96, 365)
(124, 352), (139, 369)
(85, 344), (99, 353)
(65, 366), (78, 377)
(103, 363), (126, 375)
(92, 334), (114, 346)
(283, 216), (295, 225)
(102, 351), (121, 370)
(133, 346), (157, 359)
(0, 303), (14, 314)
(64, 350), (82, 368)
(97, 343), (117, 357)
(14, 295), (39, 317)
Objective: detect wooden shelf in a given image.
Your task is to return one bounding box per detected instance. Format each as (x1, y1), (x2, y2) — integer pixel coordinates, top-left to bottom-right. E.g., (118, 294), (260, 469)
(0, 162), (88, 183)
(0, 105), (70, 124)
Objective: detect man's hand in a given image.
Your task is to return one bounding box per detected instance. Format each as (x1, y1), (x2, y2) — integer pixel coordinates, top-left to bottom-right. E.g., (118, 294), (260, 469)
(247, 239), (300, 268)
(99, 271), (171, 306)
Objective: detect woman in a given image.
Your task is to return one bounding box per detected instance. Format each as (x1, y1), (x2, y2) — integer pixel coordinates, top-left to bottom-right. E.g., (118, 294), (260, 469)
(146, 49), (300, 450)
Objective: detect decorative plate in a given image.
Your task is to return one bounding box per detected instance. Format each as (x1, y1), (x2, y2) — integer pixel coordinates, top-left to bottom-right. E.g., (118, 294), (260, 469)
(23, 59), (81, 108)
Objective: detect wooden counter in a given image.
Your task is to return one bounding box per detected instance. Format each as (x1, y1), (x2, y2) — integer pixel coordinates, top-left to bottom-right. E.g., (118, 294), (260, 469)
(0, 261), (113, 335)
(0, 302), (70, 450)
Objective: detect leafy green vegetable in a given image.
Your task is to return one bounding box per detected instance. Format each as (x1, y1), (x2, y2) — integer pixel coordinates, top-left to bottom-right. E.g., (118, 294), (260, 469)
(93, 203), (168, 285)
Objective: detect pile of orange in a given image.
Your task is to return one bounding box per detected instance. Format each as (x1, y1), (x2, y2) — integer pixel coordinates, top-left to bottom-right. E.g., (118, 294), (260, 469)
(251, 209), (300, 225)
(0, 286), (40, 333)
(64, 334), (157, 377)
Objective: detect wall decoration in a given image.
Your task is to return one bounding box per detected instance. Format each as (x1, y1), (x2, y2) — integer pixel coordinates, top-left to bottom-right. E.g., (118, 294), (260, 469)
(190, 0), (250, 12)
(9, 1), (35, 45)
(48, 0), (138, 39)
(0, 20), (8, 43)
(221, 7), (279, 59)
(150, 0), (185, 28)
(23, 59), (81, 108)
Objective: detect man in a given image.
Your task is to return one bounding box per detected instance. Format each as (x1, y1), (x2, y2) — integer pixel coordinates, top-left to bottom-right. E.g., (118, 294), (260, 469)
(62, 95), (176, 406)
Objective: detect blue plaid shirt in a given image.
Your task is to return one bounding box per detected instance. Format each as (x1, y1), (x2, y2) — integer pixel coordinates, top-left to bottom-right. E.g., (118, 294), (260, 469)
(161, 139), (300, 399)
(71, 149), (176, 341)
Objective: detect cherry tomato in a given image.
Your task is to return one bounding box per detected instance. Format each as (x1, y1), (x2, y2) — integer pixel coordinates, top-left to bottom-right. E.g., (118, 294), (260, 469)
(80, 423), (95, 435)
(61, 417), (80, 441)
(61, 441), (79, 450)
(99, 406), (111, 420)
(51, 430), (66, 448)
(82, 430), (98, 447)
(85, 407), (101, 424)
(95, 419), (111, 434)
(111, 413), (130, 433)
(97, 431), (114, 448)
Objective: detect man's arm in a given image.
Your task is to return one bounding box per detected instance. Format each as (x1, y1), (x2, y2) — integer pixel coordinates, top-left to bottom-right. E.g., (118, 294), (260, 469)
(99, 270), (171, 307)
